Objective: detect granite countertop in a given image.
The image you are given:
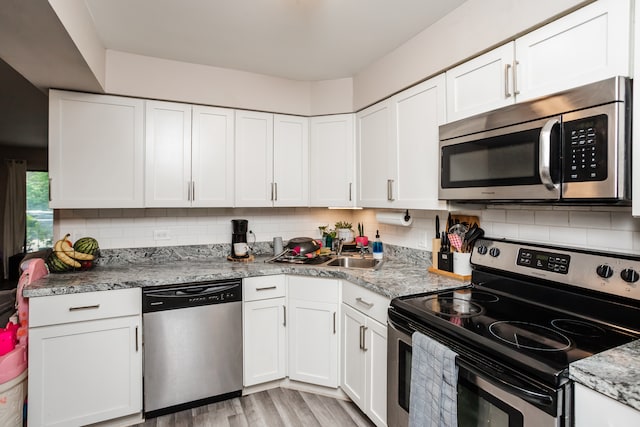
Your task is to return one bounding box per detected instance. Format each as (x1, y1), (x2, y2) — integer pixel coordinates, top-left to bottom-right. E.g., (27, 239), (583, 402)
(570, 340), (640, 412)
(23, 251), (465, 299)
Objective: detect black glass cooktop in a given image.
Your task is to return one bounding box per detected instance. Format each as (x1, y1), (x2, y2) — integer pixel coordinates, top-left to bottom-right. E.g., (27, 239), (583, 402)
(391, 281), (640, 385)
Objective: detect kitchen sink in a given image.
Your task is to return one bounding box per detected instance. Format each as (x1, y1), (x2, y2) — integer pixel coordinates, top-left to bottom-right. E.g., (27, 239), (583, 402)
(325, 256), (383, 270)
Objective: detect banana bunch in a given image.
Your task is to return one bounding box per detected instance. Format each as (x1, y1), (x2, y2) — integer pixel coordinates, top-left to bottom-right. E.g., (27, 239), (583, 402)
(54, 233), (95, 268)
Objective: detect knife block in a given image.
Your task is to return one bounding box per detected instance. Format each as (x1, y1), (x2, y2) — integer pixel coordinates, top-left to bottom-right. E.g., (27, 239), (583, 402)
(437, 251), (453, 272)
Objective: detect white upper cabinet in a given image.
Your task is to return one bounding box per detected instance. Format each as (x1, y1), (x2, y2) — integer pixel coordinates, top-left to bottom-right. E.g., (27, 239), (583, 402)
(515, 0), (630, 103)
(191, 106), (235, 207)
(391, 74), (448, 210)
(49, 90), (144, 208)
(273, 114), (309, 207)
(145, 101), (192, 207)
(357, 101), (396, 208)
(235, 110), (274, 207)
(446, 0), (631, 122)
(145, 102), (235, 207)
(235, 111), (309, 207)
(446, 43), (515, 123)
(358, 74), (447, 209)
(309, 114), (356, 207)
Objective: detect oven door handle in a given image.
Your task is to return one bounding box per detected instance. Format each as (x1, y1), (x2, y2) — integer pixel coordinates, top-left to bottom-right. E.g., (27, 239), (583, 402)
(539, 117), (560, 191)
(457, 359), (554, 408)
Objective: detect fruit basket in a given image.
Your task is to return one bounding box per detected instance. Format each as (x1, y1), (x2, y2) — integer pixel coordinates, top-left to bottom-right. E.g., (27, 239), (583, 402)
(46, 234), (100, 273)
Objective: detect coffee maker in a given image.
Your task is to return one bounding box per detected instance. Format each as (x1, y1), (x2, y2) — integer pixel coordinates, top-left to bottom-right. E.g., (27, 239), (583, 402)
(231, 219), (249, 258)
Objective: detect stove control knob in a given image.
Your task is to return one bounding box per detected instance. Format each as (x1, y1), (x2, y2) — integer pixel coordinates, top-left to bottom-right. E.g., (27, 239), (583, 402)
(620, 268), (640, 283)
(596, 264), (614, 279)
(477, 245), (488, 255)
(489, 247), (501, 258)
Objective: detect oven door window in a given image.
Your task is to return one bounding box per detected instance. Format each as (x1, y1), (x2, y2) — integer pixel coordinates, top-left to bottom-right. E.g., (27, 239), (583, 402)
(458, 375), (524, 427)
(441, 125), (560, 189)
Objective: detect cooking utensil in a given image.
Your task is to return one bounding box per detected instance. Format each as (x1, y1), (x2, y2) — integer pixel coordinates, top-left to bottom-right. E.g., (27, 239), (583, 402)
(435, 215), (440, 239)
(286, 237), (321, 256)
(463, 226), (484, 252)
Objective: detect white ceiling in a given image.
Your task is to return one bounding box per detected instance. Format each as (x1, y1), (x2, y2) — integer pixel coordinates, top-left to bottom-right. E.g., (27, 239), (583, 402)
(84, 0), (467, 81)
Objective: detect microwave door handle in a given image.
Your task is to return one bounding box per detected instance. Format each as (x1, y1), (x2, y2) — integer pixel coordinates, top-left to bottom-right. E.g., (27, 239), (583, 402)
(539, 118), (560, 191)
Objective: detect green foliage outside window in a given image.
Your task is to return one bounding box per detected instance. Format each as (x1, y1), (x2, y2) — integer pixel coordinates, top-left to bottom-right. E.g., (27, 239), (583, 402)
(26, 171), (53, 252)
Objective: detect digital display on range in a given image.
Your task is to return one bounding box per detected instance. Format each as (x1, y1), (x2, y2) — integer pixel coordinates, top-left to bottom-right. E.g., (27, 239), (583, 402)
(517, 248), (570, 274)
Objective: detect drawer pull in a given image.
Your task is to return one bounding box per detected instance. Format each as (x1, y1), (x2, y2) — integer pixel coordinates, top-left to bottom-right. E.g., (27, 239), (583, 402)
(283, 305), (287, 327)
(356, 297), (374, 308)
(69, 304), (100, 311)
(135, 326), (139, 352)
(256, 286), (277, 291)
(333, 312), (336, 334)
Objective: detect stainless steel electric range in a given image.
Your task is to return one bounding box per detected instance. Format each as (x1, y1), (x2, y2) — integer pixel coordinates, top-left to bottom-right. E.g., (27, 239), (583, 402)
(388, 237), (640, 427)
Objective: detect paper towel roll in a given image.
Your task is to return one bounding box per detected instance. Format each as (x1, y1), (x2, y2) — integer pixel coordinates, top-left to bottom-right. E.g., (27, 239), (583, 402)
(376, 211), (413, 227)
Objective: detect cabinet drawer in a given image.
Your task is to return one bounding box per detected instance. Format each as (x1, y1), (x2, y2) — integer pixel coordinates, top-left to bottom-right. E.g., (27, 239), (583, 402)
(30, 288), (141, 327)
(243, 275), (286, 301)
(288, 276), (339, 303)
(342, 281), (390, 325)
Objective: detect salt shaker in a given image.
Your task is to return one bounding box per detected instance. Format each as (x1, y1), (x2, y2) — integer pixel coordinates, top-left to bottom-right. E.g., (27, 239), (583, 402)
(273, 236), (283, 255)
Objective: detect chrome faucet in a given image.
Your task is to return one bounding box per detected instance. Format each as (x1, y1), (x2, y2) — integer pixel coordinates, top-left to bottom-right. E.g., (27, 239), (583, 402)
(359, 244), (369, 258)
(336, 239), (345, 256)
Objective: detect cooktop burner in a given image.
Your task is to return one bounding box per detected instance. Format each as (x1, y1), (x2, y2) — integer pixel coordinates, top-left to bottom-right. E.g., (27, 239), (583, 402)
(422, 296), (483, 318)
(489, 321), (571, 352)
(551, 319), (606, 338)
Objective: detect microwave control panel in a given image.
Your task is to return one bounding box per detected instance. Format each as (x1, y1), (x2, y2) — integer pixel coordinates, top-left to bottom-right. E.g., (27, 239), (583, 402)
(563, 114), (607, 182)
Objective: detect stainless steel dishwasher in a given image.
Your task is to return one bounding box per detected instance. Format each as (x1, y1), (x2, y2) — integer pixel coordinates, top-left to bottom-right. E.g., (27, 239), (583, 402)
(142, 279), (242, 418)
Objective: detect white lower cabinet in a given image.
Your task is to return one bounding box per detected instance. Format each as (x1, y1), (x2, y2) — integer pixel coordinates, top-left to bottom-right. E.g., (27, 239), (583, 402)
(243, 276), (287, 387)
(288, 276), (340, 388)
(574, 383), (640, 426)
(28, 289), (142, 427)
(341, 281), (390, 427)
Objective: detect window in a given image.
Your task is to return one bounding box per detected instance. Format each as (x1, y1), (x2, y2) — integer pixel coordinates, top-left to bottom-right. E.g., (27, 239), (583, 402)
(26, 171), (53, 252)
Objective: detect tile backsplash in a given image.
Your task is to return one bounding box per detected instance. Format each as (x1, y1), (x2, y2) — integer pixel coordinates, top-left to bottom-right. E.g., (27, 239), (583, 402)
(55, 205), (640, 255)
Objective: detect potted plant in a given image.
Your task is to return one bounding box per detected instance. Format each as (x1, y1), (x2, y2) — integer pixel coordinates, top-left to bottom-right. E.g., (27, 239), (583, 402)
(318, 225), (336, 249)
(335, 221), (354, 242)
(355, 223), (369, 248)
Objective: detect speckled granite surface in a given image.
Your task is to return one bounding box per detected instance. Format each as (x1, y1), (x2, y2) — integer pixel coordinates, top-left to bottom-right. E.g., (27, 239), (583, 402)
(570, 340), (640, 412)
(23, 243), (464, 299)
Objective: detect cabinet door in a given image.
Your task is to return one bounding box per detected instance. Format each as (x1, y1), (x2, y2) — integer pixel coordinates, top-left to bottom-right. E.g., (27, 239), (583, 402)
(365, 317), (388, 427)
(310, 114), (356, 207)
(574, 383), (640, 426)
(48, 90), (144, 208)
(515, 0), (630, 103)
(243, 297), (287, 386)
(273, 114), (309, 207)
(392, 74), (448, 210)
(145, 101), (192, 207)
(191, 106), (235, 207)
(341, 303), (366, 408)
(288, 298), (339, 388)
(235, 110), (274, 207)
(446, 43), (515, 122)
(357, 101), (396, 207)
(29, 316), (142, 427)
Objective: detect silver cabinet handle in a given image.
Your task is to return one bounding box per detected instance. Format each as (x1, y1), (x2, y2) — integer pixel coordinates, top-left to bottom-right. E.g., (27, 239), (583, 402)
(48, 178), (52, 202)
(274, 182), (278, 201)
(135, 326), (139, 352)
(539, 117), (560, 191)
(333, 312), (336, 334)
(283, 305), (287, 327)
(256, 286), (277, 291)
(362, 326), (368, 351)
(69, 304), (100, 311)
(349, 182), (352, 201)
(359, 324), (365, 350)
(513, 61), (520, 95)
(187, 181), (192, 201)
(271, 183), (275, 201)
(504, 63), (512, 98)
(191, 180), (196, 201)
(387, 179), (394, 201)
(356, 297), (374, 309)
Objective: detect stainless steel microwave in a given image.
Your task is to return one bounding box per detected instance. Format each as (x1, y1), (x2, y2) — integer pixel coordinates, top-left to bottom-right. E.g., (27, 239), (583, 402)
(438, 76), (631, 203)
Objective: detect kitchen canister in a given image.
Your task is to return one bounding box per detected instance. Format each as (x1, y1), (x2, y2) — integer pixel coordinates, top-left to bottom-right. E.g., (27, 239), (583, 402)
(273, 236), (283, 255)
(453, 252), (472, 276)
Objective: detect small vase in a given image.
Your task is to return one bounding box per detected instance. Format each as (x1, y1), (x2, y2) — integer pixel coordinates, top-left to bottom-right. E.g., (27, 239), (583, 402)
(336, 228), (354, 242)
(355, 236), (369, 247)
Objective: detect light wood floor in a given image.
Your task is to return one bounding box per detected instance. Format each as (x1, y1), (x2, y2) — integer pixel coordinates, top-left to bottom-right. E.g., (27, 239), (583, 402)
(137, 388), (375, 427)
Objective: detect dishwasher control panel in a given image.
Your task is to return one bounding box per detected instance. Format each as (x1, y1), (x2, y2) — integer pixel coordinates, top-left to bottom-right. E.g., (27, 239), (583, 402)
(142, 280), (242, 312)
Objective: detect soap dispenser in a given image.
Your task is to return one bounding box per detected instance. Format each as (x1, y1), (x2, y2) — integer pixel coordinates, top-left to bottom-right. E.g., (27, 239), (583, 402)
(372, 230), (384, 260)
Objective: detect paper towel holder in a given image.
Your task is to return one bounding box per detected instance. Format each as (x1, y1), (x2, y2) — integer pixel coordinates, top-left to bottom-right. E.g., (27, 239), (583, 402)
(403, 209), (411, 222)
